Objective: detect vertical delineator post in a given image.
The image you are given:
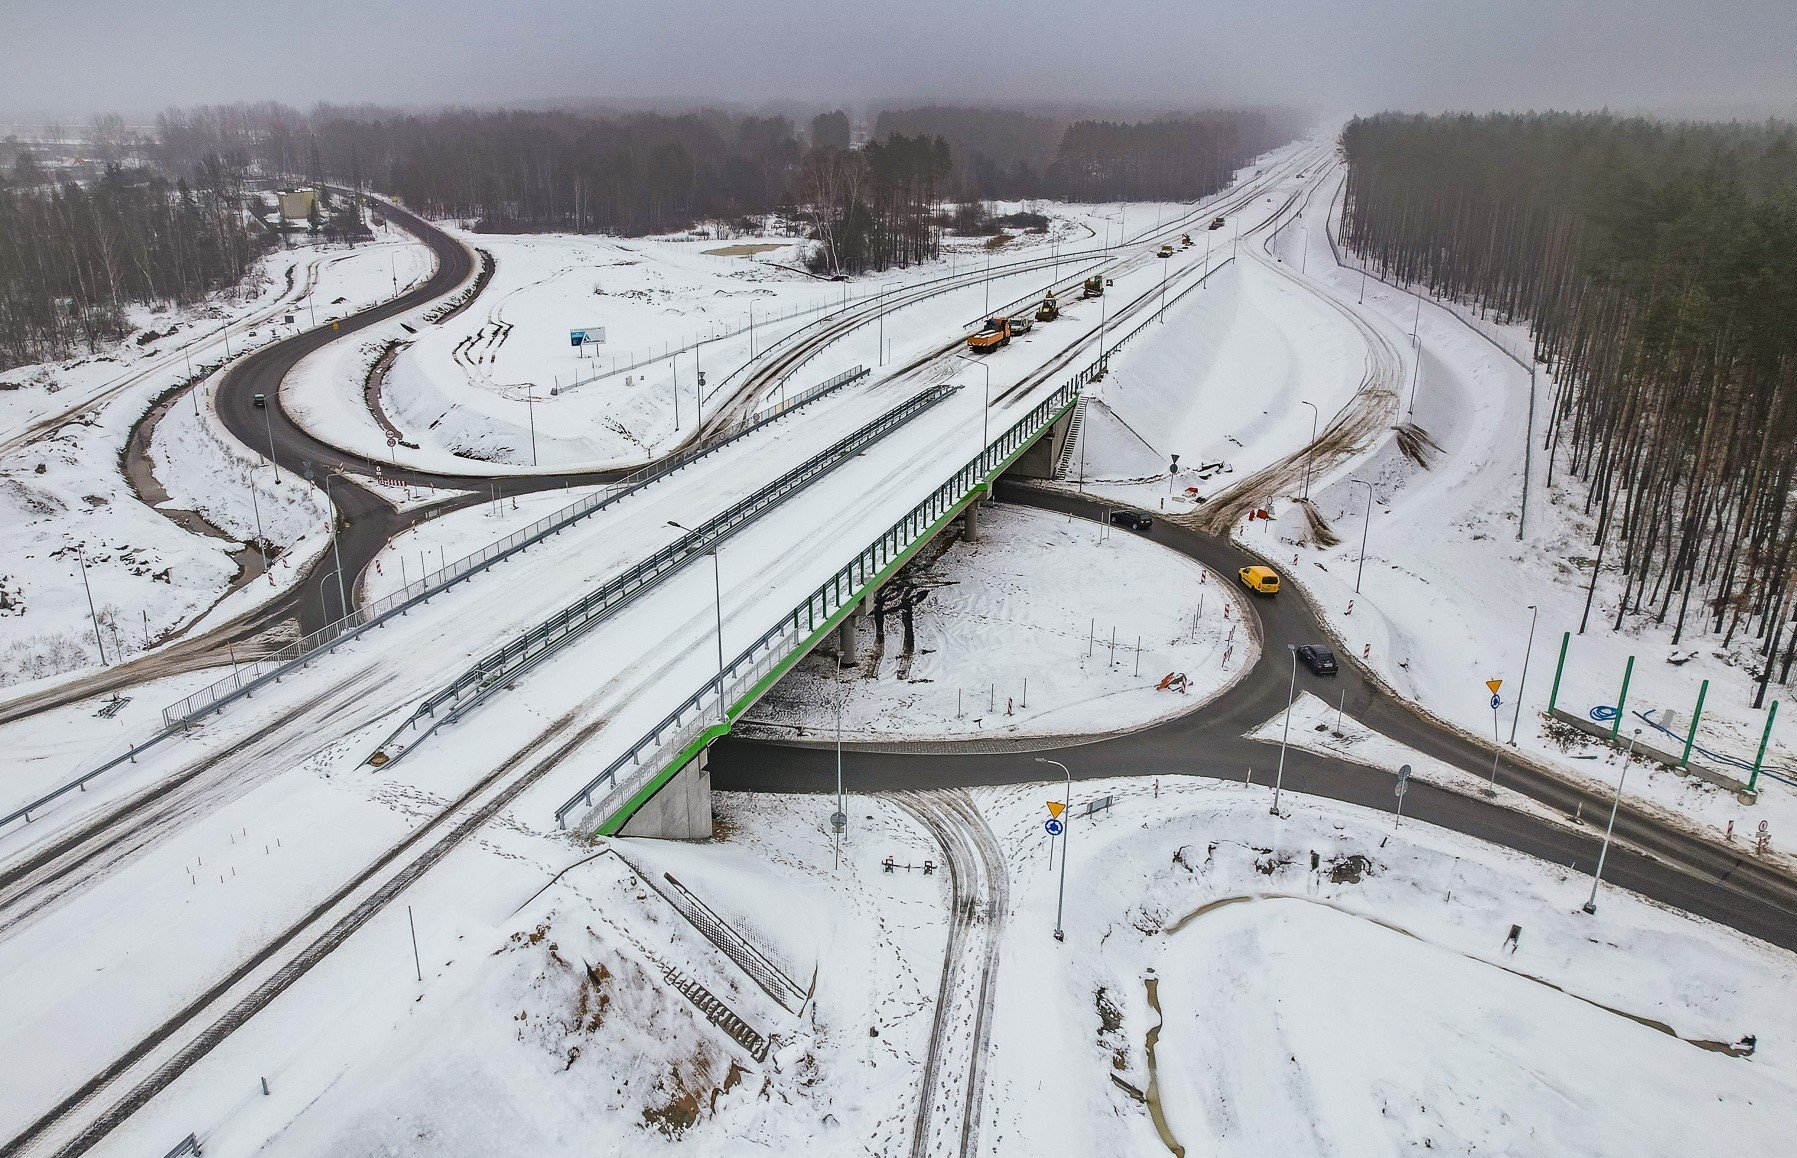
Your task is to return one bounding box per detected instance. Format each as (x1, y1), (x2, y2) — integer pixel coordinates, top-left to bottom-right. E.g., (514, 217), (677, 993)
(1680, 680), (1709, 768)
(1611, 655), (1635, 741)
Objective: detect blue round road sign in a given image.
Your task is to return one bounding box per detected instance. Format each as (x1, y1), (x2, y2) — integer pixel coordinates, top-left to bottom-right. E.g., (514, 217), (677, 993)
(1490, 693), (1502, 710)
(1044, 818), (1064, 837)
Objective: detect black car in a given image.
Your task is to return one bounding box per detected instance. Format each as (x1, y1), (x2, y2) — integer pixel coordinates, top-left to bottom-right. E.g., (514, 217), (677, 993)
(252, 392), (266, 408)
(1109, 511), (1152, 532)
(1296, 644), (1337, 675)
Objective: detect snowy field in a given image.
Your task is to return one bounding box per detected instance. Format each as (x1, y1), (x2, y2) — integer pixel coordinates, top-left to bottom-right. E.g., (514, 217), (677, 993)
(0, 230), (431, 695)
(282, 187), (1254, 477)
(97, 776), (1797, 1157)
(743, 502), (1255, 741)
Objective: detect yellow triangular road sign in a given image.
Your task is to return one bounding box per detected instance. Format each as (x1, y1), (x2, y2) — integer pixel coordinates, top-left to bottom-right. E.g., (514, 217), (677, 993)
(1046, 800), (1066, 819)
(1485, 678), (1503, 695)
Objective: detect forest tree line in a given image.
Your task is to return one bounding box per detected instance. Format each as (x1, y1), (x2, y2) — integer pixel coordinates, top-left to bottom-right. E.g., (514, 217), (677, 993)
(1339, 112), (1797, 698)
(874, 106), (1294, 203)
(0, 157), (260, 370)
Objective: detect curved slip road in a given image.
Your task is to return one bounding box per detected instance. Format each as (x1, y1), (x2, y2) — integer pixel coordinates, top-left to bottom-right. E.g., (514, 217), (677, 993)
(712, 482), (1797, 955)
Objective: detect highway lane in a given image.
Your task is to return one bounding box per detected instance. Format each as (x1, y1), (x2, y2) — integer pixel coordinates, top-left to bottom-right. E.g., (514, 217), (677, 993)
(712, 483), (1797, 954)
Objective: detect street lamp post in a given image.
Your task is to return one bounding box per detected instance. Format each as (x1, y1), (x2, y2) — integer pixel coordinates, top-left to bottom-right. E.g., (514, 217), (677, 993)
(955, 355), (992, 461)
(1583, 729), (1641, 914)
(1272, 644), (1297, 816)
(877, 281), (899, 367)
(668, 521), (724, 674)
(1349, 479), (1373, 593)
(1299, 400), (1319, 501)
(1509, 605), (1540, 745)
(833, 677), (847, 869)
(246, 465), (270, 579)
(308, 464), (349, 624)
(262, 400), (282, 484)
(1035, 757), (1072, 941)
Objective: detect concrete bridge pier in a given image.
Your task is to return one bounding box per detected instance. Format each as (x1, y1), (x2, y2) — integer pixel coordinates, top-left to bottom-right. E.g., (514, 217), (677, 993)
(962, 493), (981, 542)
(619, 748), (713, 839)
(837, 600), (862, 665)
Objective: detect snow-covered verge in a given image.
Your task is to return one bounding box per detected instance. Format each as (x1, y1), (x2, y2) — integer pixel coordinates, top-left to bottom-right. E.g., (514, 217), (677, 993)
(1265, 173), (1797, 854)
(0, 234), (429, 695)
(741, 502), (1255, 742)
(1063, 160), (1797, 861)
(984, 776), (1797, 1156)
(106, 776), (1797, 1157)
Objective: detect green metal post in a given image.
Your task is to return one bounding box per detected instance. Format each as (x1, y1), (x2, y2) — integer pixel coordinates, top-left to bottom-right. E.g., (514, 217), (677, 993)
(1751, 701), (1778, 794)
(1548, 631), (1571, 714)
(1611, 655), (1635, 740)
(1680, 679), (1708, 767)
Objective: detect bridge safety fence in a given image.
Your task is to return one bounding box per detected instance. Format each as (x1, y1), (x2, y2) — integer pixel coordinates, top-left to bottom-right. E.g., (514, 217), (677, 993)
(158, 365), (870, 731)
(365, 380), (961, 768)
(556, 354), (1102, 833)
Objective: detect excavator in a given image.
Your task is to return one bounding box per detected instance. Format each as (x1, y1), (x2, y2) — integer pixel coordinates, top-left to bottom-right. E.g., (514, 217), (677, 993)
(1081, 275), (1104, 299)
(966, 316), (1011, 352)
(1035, 292), (1060, 322)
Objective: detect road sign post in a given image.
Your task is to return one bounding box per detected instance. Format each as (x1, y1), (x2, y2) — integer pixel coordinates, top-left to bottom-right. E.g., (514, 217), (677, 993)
(1036, 759), (1072, 942)
(1486, 679), (1503, 794)
(1393, 763), (1410, 830)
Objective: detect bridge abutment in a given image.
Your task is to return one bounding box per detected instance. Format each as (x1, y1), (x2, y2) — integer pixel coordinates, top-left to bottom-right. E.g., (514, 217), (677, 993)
(618, 749), (713, 839)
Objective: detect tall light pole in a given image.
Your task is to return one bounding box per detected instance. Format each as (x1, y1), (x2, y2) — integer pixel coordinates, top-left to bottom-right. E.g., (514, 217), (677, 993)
(76, 550), (107, 666)
(877, 280), (898, 367)
(833, 675), (847, 869)
(307, 463), (348, 623)
(955, 354), (991, 461)
(1272, 644), (1297, 816)
(1299, 400), (1319, 501)
(246, 464), (270, 579)
(262, 399), (282, 484)
(1035, 757), (1072, 941)
(1349, 479), (1373, 592)
(1509, 604), (1540, 745)
(668, 521), (724, 674)
(1583, 728), (1641, 915)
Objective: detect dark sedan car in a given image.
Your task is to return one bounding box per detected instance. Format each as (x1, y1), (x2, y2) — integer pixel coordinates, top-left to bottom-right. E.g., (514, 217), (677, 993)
(1296, 644), (1338, 675)
(1109, 510), (1152, 532)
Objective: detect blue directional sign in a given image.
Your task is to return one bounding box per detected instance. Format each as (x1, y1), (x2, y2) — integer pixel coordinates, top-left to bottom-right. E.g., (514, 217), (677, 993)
(1044, 818), (1064, 837)
(1490, 693), (1503, 710)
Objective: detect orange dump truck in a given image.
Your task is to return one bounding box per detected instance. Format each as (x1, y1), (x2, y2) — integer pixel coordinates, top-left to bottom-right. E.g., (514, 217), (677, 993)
(966, 317), (1011, 352)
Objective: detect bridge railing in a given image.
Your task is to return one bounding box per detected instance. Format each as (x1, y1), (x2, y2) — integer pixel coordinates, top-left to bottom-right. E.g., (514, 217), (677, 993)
(364, 380), (959, 768)
(158, 365), (869, 731)
(556, 354), (1101, 833)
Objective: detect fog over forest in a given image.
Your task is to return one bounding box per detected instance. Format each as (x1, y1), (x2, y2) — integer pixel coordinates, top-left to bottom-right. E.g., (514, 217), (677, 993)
(6, 0), (1797, 123)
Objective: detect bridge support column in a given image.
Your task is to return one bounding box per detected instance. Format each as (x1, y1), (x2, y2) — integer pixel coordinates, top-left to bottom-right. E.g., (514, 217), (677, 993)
(837, 604), (861, 666)
(962, 495), (981, 543)
(619, 748), (713, 839)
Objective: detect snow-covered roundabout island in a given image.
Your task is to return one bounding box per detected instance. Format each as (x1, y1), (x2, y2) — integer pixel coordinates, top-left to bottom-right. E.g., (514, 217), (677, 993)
(741, 500), (1255, 743)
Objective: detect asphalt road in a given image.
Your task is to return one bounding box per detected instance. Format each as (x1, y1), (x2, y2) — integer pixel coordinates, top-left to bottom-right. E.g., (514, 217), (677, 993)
(209, 200), (639, 635)
(46, 191), (1797, 954)
(712, 482), (1797, 953)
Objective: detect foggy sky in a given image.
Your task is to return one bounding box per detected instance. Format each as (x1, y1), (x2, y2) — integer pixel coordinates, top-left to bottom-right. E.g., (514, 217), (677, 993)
(8, 0), (1797, 125)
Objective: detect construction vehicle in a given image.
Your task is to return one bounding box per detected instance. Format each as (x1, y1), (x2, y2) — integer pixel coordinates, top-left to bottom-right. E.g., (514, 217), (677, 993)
(1209, 216), (1226, 230)
(1081, 275), (1104, 299)
(966, 317), (1011, 352)
(1007, 314), (1035, 335)
(1035, 293), (1060, 322)
(1181, 233), (1193, 247)
(1158, 243), (1175, 258)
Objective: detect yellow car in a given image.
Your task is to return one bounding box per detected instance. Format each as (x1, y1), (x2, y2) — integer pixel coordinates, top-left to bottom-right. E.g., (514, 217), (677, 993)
(1239, 565), (1280, 594)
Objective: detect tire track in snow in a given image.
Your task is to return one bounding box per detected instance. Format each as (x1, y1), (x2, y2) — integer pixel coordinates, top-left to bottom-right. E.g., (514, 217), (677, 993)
(895, 788), (1009, 1158)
